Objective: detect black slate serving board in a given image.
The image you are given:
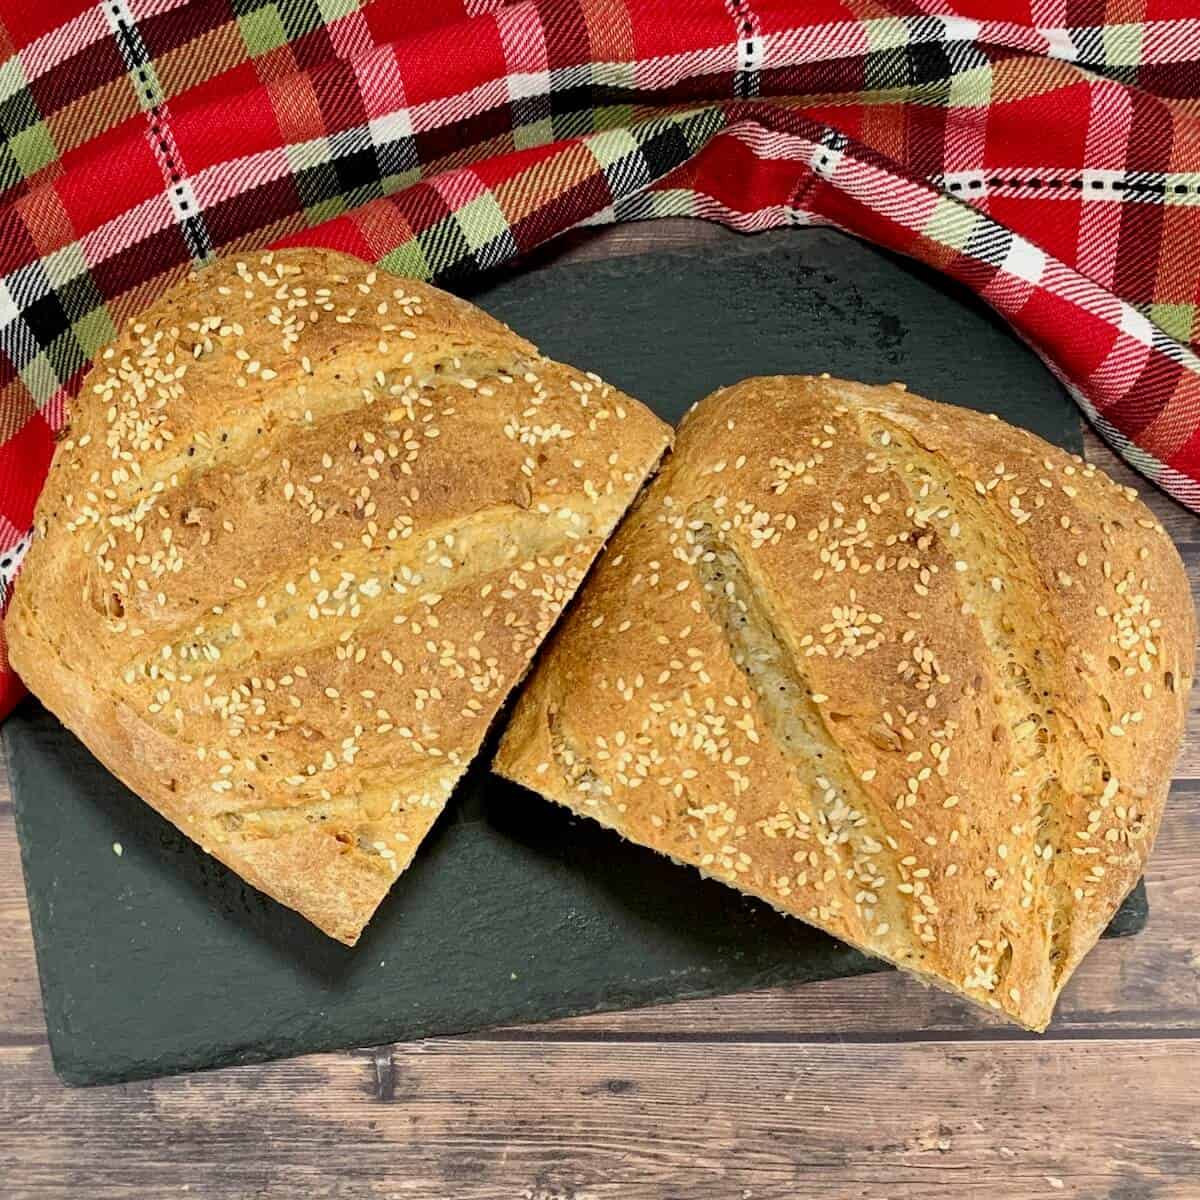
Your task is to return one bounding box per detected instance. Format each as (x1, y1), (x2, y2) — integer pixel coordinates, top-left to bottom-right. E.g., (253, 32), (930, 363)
(7, 229), (1147, 1086)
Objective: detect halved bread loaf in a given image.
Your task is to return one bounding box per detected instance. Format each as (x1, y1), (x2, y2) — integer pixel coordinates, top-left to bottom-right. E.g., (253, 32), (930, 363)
(6, 248), (670, 944)
(494, 375), (1193, 1029)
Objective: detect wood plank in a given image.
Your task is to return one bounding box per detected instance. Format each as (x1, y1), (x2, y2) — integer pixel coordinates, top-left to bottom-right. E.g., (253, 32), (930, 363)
(0, 806), (43, 1043)
(2, 783), (1197, 1044)
(1, 1039), (1197, 1200)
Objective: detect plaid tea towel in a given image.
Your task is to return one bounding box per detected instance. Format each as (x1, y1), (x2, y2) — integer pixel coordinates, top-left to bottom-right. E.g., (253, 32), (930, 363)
(1, 0), (1198, 718)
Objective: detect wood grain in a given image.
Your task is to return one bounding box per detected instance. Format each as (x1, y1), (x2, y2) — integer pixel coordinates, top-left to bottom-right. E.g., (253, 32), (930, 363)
(2, 1040), (1198, 1200)
(1, 219), (1198, 1199)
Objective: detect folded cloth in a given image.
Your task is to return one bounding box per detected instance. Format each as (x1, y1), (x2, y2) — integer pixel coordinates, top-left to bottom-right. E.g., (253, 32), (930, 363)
(1, 0), (1198, 720)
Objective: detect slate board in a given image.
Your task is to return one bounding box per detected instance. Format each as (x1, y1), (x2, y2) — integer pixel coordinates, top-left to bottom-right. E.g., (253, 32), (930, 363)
(7, 229), (1147, 1086)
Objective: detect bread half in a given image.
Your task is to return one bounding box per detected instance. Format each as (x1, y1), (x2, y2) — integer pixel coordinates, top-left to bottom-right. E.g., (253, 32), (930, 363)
(494, 376), (1193, 1029)
(6, 248), (670, 944)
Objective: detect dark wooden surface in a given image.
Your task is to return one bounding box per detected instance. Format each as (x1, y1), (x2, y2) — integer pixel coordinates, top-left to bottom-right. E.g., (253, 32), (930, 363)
(2, 220), (1198, 1199)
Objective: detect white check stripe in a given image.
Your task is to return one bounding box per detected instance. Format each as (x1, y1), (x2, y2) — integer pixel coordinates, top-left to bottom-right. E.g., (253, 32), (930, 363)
(506, 71), (552, 101)
(0, 529), (32, 605)
(80, 192), (174, 267)
(353, 42), (409, 121)
(942, 16), (981, 42)
(102, 0), (213, 263)
(368, 110), (414, 147)
(1120, 306), (1156, 347)
(328, 9), (375, 60)
(1038, 26), (1078, 62)
(18, 4), (112, 83)
(940, 168), (987, 192)
(937, 167), (1191, 202)
(725, 0), (764, 97)
(167, 177), (201, 228)
(130, 0), (207, 16)
(189, 146), (293, 211)
(1001, 237), (1046, 285)
(496, 3), (550, 77)
(1138, 18), (1200, 63)
(0, 279), (19, 330)
(762, 20), (870, 65)
(409, 76), (510, 136)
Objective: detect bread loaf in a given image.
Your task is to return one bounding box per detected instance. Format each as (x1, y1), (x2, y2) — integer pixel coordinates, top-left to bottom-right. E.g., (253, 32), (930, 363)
(494, 375), (1194, 1029)
(6, 248), (670, 944)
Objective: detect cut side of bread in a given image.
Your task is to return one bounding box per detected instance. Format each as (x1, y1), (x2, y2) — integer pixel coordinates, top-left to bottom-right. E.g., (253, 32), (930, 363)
(7, 248), (670, 944)
(494, 376), (1194, 1029)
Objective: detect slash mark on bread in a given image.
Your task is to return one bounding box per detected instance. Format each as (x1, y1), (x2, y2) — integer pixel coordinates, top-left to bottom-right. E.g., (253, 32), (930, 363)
(690, 510), (912, 957)
(860, 412), (1109, 990)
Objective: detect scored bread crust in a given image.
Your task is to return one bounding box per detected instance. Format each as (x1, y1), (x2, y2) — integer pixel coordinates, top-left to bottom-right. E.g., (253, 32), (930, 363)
(7, 248), (670, 945)
(494, 375), (1194, 1030)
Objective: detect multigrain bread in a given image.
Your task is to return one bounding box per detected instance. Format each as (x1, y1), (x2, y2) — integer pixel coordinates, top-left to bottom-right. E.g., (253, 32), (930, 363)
(7, 248), (670, 945)
(495, 375), (1194, 1030)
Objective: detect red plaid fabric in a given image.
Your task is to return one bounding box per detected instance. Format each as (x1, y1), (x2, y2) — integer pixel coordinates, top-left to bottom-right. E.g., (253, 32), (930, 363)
(1, 0), (1198, 718)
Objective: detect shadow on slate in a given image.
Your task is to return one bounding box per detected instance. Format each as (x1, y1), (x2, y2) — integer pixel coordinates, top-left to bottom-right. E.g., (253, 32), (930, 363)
(6, 228), (1147, 1086)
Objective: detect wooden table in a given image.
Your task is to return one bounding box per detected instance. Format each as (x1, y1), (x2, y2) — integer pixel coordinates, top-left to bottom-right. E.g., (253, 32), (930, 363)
(2, 222), (1198, 1200)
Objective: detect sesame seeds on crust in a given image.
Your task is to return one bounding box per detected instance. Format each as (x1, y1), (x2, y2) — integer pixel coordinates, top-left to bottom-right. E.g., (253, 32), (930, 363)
(494, 375), (1194, 1031)
(6, 247), (671, 945)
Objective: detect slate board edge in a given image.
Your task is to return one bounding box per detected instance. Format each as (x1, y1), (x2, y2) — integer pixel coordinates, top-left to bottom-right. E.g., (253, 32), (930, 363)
(58, 953), (888, 1087)
(6, 721), (101, 1086)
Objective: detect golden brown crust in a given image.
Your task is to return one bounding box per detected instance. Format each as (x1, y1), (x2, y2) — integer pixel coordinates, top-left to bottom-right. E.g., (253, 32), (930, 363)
(7, 247), (670, 945)
(494, 375), (1194, 1029)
